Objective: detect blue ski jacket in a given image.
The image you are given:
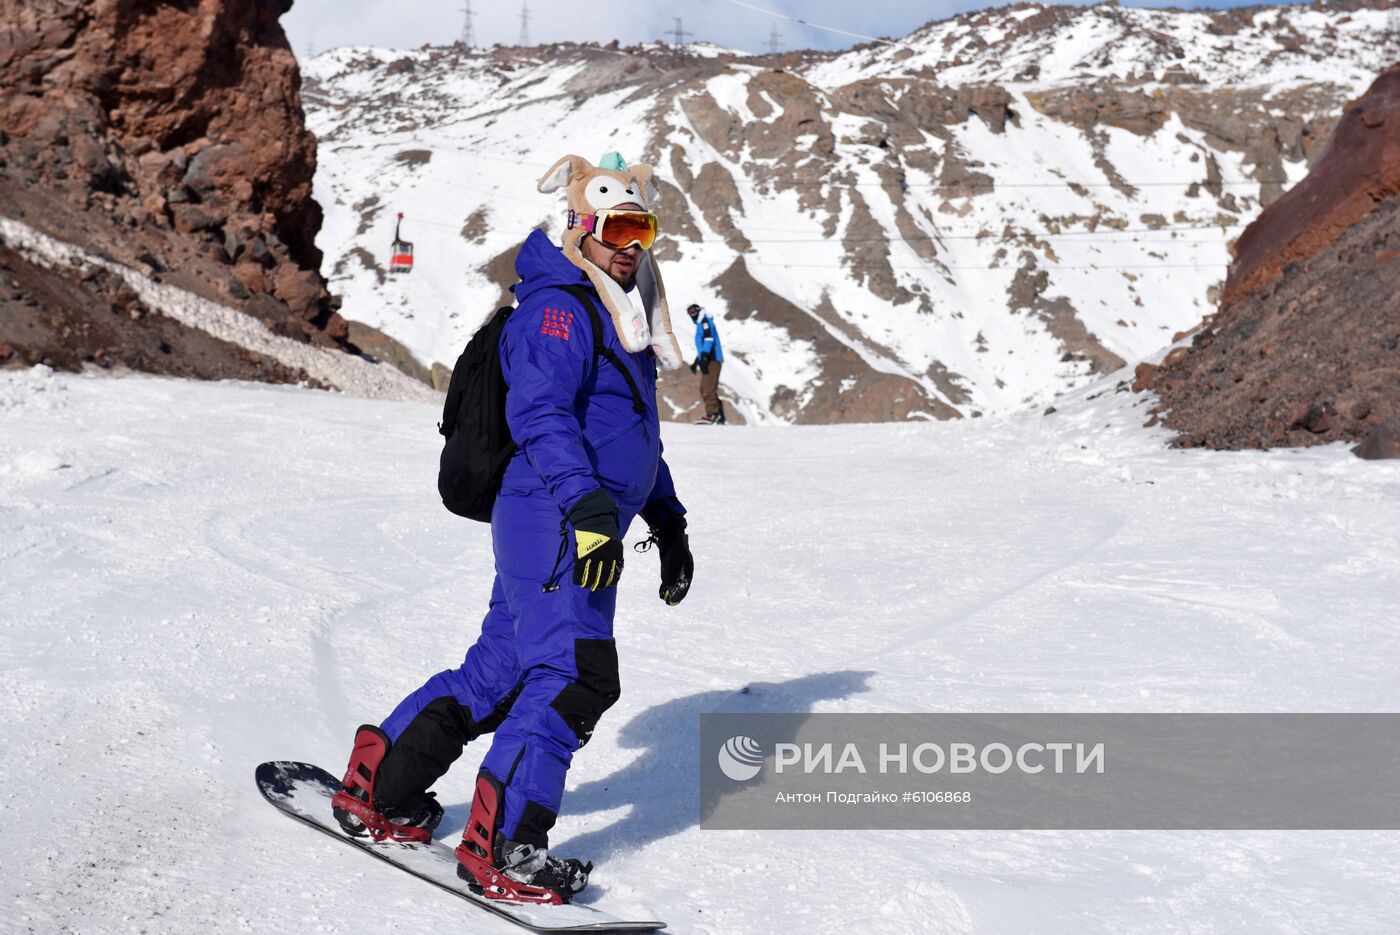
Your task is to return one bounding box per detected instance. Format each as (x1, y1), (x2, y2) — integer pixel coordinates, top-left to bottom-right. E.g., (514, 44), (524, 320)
(693, 311), (724, 363)
(497, 230), (682, 522)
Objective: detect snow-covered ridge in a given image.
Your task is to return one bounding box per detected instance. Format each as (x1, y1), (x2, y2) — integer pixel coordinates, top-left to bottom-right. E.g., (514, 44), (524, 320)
(302, 1), (1396, 423)
(808, 1), (1396, 88)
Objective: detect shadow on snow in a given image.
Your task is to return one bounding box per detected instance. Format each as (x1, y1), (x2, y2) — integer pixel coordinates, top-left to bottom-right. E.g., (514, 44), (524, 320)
(556, 669), (875, 865)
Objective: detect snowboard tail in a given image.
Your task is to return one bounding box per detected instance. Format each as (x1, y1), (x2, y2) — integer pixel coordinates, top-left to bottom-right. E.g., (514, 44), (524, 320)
(255, 760), (665, 933)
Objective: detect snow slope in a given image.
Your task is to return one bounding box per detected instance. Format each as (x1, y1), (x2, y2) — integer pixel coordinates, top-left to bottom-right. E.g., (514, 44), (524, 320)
(805, 2), (1395, 88)
(301, 2), (1395, 422)
(5, 366), (1400, 932)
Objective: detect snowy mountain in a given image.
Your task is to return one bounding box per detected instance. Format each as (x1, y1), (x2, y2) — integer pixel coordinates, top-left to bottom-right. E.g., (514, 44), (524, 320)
(302, 1), (1398, 424)
(6, 365), (1400, 932)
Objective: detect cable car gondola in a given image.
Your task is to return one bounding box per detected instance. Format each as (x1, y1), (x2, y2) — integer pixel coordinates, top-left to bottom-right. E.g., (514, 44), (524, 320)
(389, 212), (414, 274)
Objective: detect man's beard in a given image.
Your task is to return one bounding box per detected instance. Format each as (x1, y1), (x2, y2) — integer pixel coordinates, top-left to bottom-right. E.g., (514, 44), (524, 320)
(607, 262), (637, 288)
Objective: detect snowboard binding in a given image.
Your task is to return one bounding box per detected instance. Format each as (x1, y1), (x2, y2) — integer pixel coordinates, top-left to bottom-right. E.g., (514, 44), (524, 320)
(331, 724), (444, 844)
(455, 771), (591, 905)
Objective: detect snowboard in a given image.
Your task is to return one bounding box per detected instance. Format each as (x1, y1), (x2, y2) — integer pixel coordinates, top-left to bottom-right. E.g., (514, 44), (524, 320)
(255, 761), (666, 933)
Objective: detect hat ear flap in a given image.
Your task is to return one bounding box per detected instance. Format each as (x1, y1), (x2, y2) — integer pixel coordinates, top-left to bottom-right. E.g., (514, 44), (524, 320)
(538, 154), (593, 194)
(629, 164), (661, 205)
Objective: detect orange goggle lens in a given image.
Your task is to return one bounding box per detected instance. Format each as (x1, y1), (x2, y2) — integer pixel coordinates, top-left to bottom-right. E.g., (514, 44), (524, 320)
(591, 210), (657, 251)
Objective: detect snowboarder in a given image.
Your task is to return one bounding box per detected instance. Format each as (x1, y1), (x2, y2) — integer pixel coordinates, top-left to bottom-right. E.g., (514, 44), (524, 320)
(687, 303), (726, 424)
(331, 152), (695, 905)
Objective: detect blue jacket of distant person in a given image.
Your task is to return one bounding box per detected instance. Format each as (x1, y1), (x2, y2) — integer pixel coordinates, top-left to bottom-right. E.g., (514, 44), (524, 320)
(693, 310), (724, 363)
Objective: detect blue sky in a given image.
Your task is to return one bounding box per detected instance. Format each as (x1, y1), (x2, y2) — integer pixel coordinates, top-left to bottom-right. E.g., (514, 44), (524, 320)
(283, 0), (1314, 58)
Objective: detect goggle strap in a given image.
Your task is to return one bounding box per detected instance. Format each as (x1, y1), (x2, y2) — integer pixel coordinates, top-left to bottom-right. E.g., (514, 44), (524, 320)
(568, 210), (600, 234)
(569, 210), (655, 249)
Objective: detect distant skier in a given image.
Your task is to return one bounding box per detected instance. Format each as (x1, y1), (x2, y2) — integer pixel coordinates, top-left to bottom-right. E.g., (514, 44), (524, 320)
(687, 303), (726, 424)
(330, 152), (694, 904)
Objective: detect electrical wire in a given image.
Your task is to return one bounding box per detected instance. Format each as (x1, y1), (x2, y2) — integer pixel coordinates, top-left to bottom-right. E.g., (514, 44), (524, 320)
(681, 258), (1227, 271)
(369, 223), (1231, 273)
(718, 0), (901, 46)
(355, 141), (1292, 191)
(389, 214), (1241, 244)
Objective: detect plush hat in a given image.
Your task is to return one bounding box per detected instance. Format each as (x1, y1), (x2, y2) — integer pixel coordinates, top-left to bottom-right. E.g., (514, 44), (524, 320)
(537, 152), (684, 369)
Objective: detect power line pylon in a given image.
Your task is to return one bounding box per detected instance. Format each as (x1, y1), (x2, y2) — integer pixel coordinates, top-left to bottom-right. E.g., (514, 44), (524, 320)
(518, 3), (532, 46)
(766, 23), (783, 56)
(668, 16), (693, 52)
(460, 1), (476, 47)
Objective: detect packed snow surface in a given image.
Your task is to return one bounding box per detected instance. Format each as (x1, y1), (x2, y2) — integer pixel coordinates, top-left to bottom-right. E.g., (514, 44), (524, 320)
(4, 366), (1400, 933)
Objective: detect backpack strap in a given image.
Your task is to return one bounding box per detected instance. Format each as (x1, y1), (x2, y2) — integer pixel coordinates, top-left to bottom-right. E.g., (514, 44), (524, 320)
(558, 284), (647, 417)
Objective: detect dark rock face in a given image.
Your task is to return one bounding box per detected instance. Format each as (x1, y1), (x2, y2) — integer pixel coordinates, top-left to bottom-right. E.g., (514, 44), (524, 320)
(1353, 425), (1400, 461)
(346, 320), (431, 386)
(0, 0), (348, 377)
(1223, 65), (1400, 307)
(1136, 66), (1400, 458)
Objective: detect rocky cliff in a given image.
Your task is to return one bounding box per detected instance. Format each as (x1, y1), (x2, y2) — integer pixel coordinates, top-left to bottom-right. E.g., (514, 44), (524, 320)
(1136, 64), (1400, 459)
(0, 0), (348, 379)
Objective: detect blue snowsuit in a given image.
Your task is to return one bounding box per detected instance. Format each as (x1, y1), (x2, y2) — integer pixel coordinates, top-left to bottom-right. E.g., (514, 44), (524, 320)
(378, 230), (685, 847)
(694, 311), (723, 363)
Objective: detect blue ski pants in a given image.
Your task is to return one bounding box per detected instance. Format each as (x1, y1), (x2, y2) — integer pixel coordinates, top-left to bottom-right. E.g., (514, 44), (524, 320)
(379, 488), (629, 847)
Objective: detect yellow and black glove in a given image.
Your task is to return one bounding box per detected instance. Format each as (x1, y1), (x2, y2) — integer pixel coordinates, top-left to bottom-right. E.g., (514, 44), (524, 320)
(568, 489), (624, 592)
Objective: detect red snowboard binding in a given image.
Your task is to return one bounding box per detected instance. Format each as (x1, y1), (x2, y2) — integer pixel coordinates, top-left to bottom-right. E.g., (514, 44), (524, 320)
(331, 725), (443, 844)
(455, 772), (591, 905)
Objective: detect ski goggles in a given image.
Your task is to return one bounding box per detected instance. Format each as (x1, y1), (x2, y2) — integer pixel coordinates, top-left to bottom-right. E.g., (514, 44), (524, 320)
(568, 209), (658, 251)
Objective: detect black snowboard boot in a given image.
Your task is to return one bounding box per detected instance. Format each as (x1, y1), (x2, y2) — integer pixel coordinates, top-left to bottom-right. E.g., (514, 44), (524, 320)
(455, 771), (591, 904)
(496, 840), (591, 899)
(331, 725), (444, 843)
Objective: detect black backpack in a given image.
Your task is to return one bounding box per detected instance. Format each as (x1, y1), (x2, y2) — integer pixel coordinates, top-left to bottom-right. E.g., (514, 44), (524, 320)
(437, 284), (647, 521)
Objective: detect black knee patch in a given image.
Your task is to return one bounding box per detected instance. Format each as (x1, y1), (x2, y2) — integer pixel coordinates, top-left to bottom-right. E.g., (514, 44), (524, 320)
(379, 696), (484, 807)
(512, 800), (559, 849)
(549, 638), (621, 749)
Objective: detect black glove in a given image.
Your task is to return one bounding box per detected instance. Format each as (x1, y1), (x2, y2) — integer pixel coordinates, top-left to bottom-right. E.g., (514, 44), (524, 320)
(698, 353), (713, 375)
(689, 359), (700, 374)
(651, 515), (693, 606)
(567, 489), (623, 592)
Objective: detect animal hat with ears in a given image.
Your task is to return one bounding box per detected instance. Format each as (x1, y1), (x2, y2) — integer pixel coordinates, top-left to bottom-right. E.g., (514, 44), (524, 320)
(537, 152), (684, 370)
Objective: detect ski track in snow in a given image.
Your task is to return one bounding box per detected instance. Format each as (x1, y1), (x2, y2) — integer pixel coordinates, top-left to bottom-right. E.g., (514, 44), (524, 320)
(3, 366), (1400, 933)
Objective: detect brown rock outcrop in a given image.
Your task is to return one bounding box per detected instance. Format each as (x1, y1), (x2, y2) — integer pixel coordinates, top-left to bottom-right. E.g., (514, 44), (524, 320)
(0, 0), (349, 379)
(1137, 66), (1400, 458)
(1222, 65), (1400, 308)
(346, 321), (431, 385)
(1025, 85), (1169, 137)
